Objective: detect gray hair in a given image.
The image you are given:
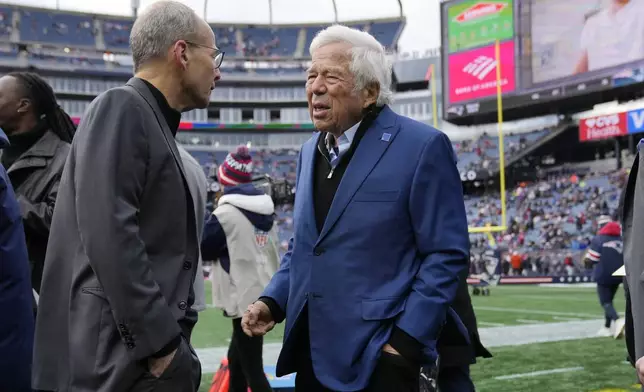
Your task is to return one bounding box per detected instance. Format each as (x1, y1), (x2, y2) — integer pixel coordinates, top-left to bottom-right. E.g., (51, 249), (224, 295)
(309, 25), (394, 106)
(130, 1), (201, 72)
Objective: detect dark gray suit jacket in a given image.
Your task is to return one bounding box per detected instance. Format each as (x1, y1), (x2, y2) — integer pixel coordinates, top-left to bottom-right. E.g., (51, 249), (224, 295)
(32, 78), (200, 391)
(622, 152), (644, 365)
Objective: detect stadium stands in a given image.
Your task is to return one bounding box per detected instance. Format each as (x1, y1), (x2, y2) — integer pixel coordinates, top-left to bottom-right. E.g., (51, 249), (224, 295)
(19, 9), (96, 47)
(4, 5), (402, 60)
(453, 129), (551, 173)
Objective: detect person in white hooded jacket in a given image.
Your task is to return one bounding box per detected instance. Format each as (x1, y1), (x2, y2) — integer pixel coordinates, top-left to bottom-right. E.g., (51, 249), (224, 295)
(201, 145), (279, 392)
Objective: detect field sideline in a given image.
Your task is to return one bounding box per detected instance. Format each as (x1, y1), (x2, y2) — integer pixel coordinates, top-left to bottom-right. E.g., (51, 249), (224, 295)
(193, 282), (637, 392)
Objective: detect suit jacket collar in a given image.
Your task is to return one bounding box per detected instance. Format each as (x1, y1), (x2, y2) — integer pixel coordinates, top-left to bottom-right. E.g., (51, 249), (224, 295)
(126, 77), (188, 184)
(138, 78), (181, 136)
(304, 105), (400, 245)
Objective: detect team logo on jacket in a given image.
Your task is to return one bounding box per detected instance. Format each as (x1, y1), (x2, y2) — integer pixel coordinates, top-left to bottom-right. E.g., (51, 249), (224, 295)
(255, 229), (269, 248)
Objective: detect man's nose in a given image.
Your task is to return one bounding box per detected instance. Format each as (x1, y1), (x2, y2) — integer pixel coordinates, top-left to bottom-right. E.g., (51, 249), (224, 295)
(214, 68), (221, 82)
(310, 76), (326, 94)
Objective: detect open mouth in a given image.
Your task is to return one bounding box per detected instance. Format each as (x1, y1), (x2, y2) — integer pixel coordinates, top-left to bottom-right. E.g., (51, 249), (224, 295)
(312, 103), (330, 117)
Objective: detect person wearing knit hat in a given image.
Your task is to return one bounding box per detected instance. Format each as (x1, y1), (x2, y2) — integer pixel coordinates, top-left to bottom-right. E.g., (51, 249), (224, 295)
(201, 144), (278, 392)
(218, 145), (254, 187)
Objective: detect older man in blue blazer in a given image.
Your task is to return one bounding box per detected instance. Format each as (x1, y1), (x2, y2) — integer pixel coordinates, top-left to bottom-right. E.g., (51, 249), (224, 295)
(242, 25), (470, 392)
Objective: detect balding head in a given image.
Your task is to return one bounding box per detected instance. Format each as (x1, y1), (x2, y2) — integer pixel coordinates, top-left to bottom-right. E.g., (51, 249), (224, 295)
(129, 1), (220, 111)
(130, 1), (208, 72)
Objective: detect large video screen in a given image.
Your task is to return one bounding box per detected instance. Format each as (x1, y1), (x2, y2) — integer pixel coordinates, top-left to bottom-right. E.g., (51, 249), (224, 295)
(442, 0), (644, 124)
(529, 0), (644, 86)
(442, 0), (516, 116)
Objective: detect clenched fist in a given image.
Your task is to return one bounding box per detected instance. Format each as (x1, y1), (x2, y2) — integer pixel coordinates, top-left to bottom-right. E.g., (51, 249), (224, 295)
(241, 301), (275, 337)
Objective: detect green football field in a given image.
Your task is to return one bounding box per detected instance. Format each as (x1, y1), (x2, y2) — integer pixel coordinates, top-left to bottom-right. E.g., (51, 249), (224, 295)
(194, 282), (639, 392)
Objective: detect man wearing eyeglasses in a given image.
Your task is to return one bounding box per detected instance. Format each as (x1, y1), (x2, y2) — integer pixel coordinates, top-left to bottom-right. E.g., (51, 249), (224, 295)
(31, 2), (221, 392)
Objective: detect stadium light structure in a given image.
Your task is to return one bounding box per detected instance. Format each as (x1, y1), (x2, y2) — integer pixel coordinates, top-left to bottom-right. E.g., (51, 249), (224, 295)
(331, 0), (338, 24)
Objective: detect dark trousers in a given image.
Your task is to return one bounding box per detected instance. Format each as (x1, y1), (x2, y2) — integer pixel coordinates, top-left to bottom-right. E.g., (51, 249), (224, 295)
(293, 313), (419, 392)
(437, 364), (475, 392)
(228, 317), (272, 392)
(597, 283), (620, 327)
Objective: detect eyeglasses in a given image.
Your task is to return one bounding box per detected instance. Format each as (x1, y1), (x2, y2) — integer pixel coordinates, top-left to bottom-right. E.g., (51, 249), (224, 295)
(185, 40), (225, 69)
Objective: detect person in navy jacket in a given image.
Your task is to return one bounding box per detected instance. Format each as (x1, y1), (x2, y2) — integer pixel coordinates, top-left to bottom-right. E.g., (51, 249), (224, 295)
(0, 128), (34, 392)
(241, 25), (470, 392)
(585, 215), (625, 338)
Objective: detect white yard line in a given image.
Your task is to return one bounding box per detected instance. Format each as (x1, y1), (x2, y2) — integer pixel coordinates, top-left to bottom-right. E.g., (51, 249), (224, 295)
(538, 283), (596, 288)
(553, 316), (582, 322)
(516, 319), (546, 324)
(494, 366), (584, 380)
(478, 321), (506, 327)
(475, 306), (599, 318)
(514, 294), (597, 302)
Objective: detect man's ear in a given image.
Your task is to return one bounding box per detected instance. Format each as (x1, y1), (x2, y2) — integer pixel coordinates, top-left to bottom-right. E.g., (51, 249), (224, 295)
(16, 98), (31, 114)
(172, 40), (190, 70)
(362, 82), (380, 108)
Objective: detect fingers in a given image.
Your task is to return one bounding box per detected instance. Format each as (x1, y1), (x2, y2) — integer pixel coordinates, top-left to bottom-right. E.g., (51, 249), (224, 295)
(242, 304), (266, 337)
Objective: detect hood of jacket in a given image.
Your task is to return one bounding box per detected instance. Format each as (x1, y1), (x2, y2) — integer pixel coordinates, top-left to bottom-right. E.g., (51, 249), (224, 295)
(599, 221), (621, 237)
(217, 183), (275, 232)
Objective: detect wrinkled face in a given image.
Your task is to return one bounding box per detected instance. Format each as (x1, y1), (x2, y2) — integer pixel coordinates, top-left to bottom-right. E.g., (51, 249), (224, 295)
(174, 21), (222, 111)
(0, 75), (29, 135)
(306, 42), (374, 135)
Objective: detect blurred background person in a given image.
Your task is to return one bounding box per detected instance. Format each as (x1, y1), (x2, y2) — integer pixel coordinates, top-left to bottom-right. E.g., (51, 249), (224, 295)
(575, 0), (644, 74)
(0, 72), (74, 310)
(584, 215), (625, 338)
(202, 145), (279, 392)
(436, 269), (492, 392)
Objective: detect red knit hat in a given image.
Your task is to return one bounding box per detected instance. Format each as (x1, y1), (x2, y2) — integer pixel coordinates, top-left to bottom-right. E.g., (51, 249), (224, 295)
(218, 145), (253, 186)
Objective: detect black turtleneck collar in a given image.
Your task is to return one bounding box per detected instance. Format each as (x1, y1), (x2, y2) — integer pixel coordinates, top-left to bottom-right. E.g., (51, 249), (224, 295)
(140, 78), (181, 137)
(2, 120), (48, 170)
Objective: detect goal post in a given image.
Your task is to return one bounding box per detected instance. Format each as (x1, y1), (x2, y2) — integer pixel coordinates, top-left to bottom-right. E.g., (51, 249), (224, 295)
(433, 40), (508, 235)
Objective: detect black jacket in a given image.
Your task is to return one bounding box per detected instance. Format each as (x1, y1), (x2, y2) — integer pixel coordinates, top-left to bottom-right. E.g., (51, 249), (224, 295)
(3, 130), (70, 293)
(437, 268), (493, 368)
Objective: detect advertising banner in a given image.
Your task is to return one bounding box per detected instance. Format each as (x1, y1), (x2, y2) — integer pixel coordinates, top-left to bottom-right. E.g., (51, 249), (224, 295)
(529, 0), (644, 85)
(447, 40), (515, 104)
(627, 108), (644, 135)
(579, 112), (628, 142)
(447, 0), (514, 53)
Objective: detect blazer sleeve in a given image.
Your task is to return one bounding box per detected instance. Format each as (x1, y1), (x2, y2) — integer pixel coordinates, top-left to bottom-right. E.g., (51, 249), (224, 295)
(394, 131), (470, 361)
(259, 149), (303, 322)
(73, 88), (181, 360)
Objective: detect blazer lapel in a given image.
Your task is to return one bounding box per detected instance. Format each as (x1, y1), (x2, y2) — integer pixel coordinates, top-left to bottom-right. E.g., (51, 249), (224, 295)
(298, 135), (321, 239)
(622, 153), (639, 230)
(125, 77), (188, 182)
(316, 107), (400, 245)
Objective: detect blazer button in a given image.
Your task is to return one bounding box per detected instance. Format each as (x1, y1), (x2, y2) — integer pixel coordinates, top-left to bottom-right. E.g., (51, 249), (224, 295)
(313, 247), (324, 256)
(178, 301), (188, 310)
(126, 342), (135, 350)
(183, 261), (192, 270)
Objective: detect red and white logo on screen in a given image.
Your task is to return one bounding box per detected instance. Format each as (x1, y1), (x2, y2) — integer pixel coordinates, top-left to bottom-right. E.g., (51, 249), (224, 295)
(579, 113), (627, 141)
(448, 41), (516, 104)
(454, 2), (507, 23)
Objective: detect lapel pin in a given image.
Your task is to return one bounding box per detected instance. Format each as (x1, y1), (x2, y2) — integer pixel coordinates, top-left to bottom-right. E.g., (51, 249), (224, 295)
(381, 133), (391, 142)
